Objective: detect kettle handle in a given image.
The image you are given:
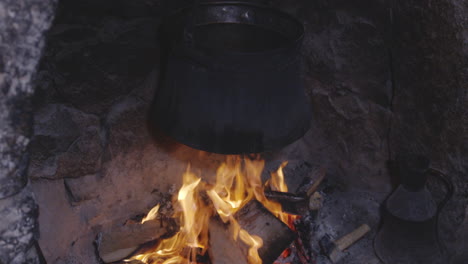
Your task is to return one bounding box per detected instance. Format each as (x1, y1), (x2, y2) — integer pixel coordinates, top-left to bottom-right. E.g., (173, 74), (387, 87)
(427, 168), (454, 212)
(427, 168), (454, 255)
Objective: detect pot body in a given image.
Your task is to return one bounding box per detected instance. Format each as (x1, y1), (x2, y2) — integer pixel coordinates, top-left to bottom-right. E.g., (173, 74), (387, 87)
(152, 2), (311, 154)
(374, 186), (442, 264)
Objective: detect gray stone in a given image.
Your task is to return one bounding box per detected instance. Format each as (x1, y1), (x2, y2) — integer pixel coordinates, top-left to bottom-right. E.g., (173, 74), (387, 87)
(0, 0), (57, 263)
(0, 187), (39, 264)
(0, 0), (58, 197)
(10, 245), (41, 264)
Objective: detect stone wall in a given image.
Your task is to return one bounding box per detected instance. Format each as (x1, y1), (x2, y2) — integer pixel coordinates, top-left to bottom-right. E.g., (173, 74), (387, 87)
(0, 0), (57, 263)
(12, 0), (467, 263)
(271, 0), (393, 192)
(390, 0), (468, 259)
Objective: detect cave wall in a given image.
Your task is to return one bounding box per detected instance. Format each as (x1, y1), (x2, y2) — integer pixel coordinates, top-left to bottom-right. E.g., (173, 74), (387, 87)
(390, 0), (468, 260)
(29, 1), (204, 262)
(21, 0), (467, 263)
(271, 0), (394, 192)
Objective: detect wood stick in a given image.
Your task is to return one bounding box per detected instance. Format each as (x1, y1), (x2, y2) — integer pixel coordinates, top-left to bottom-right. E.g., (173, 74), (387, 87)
(264, 190), (306, 215)
(264, 191), (306, 203)
(305, 168), (326, 197)
(335, 224), (371, 251)
(328, 224), (371, 263)
(98, 219), (176, 263)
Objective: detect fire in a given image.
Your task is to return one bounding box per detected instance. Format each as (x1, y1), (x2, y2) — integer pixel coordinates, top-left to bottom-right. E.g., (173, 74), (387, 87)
(141, 204), (160, 224)
(127, 156), (294, 264)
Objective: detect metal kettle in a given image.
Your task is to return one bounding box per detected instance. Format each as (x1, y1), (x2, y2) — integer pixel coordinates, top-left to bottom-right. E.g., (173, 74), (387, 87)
(374, 154), (452, 264)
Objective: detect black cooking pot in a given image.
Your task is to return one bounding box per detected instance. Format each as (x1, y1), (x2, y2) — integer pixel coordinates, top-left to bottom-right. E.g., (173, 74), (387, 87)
(152, 1), (311, 154)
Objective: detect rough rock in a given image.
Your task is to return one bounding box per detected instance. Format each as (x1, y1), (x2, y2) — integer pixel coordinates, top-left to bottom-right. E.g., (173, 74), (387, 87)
(268, 0), (393, 192)
(25, 0), (467, 263)
(0, 0), (57, 263)
(31, 179), (101, 264)
(103, 96), (150, 159)
(64, 174), (102, 205)
(0, 187), (40, 264)
(33, 3), (160, 116)
(0, 0), (57, 197)
(29, 104), (102, 179)
(389, 0), (468, 259)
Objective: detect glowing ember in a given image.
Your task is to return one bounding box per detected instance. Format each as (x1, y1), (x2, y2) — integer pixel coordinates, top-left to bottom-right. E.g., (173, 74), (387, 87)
(127, 156), (296, 264)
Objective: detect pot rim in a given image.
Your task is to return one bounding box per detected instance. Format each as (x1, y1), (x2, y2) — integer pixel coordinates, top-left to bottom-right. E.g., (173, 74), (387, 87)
(161, 1), (305, 56)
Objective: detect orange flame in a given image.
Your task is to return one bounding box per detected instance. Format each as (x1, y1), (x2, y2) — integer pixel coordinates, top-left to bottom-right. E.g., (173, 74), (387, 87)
(127, 156), (294, 264)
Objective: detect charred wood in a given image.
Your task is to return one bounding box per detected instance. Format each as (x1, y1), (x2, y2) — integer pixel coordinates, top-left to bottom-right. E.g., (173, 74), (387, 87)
(209, 200), (296, 264)
(97, 218), (177, 263)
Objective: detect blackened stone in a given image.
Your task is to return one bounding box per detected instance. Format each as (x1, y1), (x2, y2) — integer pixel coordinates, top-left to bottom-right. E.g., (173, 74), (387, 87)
(390, 0), (468, 258)
(103, 96), (150, 159)
(265, 0), (393, 192)
(29, 104), (102, 179)
(40, 15), (159, 115)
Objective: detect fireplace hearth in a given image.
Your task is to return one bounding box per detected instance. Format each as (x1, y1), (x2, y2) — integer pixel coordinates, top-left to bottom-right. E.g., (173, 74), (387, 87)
(0, 0), (466, 264)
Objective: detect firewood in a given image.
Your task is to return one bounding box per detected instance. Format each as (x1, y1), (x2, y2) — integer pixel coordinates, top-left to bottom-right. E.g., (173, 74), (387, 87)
(264, 191), (306, 203)
(264, 190), (306, 215)
(209, 219), (249, 264)
(209, 200), (295, 264)
(303, 167), (327, 197)
(236, 201), (296, 264)
(264, 167), (326, 215)
(97, 218), (177, 263)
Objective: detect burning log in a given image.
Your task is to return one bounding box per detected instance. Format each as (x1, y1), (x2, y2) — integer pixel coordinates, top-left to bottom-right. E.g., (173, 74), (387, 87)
(264, 190), (306, 215)
(264, 191), (306, 203)
(209, 219), (249, 264)
(209, 200), (296, 264)
(236, 201), (296, 264)
(98, 159), (323, 264)
(264, 167), (326, 215)
(97, 218), (177, 263)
